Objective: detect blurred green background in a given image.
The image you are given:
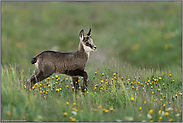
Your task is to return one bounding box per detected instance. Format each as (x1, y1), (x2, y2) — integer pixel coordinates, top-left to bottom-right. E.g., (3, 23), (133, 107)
(1, 1), (182, 70)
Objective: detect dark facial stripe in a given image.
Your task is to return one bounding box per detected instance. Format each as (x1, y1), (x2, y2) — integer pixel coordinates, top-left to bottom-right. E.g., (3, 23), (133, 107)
(83, 37), (89, 42)
(87, 43), (92, 48)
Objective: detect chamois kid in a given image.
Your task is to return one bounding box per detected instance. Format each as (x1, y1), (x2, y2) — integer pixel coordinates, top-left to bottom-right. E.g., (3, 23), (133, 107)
(25, 28), (97, 92)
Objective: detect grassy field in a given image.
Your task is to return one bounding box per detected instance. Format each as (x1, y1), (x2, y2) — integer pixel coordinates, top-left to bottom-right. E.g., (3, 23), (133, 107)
(1, 1), (182, 122)
(1, 62), (182, 122)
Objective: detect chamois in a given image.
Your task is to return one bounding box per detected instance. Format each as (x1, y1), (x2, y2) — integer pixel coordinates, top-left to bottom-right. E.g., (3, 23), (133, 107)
(25, 28), (97, 92)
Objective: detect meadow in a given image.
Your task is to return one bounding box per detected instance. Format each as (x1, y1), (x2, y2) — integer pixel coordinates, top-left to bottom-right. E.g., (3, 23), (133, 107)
(1, 62), (182, 122)
(1, 1), (182, 122)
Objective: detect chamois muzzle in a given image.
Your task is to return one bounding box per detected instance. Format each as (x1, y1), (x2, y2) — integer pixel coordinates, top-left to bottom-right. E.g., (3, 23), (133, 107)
(93, 46), (97, 51)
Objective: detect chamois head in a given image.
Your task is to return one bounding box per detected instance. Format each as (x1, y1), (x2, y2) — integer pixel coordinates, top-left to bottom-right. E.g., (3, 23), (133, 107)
(79, 28), (97, 53)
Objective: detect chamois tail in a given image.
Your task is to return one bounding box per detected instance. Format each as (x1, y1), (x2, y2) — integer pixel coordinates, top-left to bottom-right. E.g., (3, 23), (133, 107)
(31, 57), (37, 64)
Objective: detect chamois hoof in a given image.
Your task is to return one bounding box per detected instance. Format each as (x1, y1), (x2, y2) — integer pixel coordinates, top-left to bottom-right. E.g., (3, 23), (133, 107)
(81, 86), (87, 92)
(25, 80), (32, 90)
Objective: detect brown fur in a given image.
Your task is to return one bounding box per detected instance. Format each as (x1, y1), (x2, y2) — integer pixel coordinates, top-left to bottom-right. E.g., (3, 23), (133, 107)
(25, 28), (96, 92)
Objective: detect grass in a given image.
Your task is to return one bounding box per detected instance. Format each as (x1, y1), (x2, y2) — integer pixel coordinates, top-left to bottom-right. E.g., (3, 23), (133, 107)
(1, 62), (182, 122)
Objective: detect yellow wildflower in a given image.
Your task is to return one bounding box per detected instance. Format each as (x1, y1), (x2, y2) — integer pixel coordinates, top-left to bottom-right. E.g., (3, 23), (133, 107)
(131, 97), (134, 101)
(165, 112), (169, 116)
(63, 112), (67, 116)
(71, 117), (76, 121)
(7, 111), (11, 116)
(139, 107), (142, 110)
(158, 110), (161, 114)
(25, 113), (28, 117)
(149, 110), (153, 114)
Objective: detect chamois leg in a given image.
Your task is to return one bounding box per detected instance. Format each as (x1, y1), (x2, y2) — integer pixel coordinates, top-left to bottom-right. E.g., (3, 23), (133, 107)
(67, 70), (88, 92)
(27, 70), (54, 89)
(81, 71), (88, 92)
(71, 77), (79, 91)
(26, 65), (55, 89)
(25, 68), (40, 88)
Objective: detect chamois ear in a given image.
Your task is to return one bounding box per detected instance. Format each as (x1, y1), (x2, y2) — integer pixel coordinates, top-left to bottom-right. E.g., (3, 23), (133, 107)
(79, 29), (84, 41)
(87, 28), (91, 36)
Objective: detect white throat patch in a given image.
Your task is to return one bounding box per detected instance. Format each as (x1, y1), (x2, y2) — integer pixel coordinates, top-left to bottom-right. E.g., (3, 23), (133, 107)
(35, 59), (39, 68)
(81, 42), (93, 58)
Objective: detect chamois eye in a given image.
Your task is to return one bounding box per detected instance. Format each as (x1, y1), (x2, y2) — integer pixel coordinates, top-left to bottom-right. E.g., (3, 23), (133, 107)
(85, 41), (89, 45)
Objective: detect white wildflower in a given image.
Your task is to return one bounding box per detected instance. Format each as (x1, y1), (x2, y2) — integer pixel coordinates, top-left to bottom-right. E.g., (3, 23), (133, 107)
(175, 113), (180, 117)
(166, 107), (172, 111)
(147, 113), (152, 119)
(125, 116), (133, 121)
(161, 111), (165, 116)
(116, 119), (122, 122)
(71, 111), (77, 115)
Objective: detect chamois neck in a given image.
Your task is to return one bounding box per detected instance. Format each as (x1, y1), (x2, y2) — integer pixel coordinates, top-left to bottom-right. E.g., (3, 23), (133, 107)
(77, 42), (90, 59)
(77, 42), (83, 52)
